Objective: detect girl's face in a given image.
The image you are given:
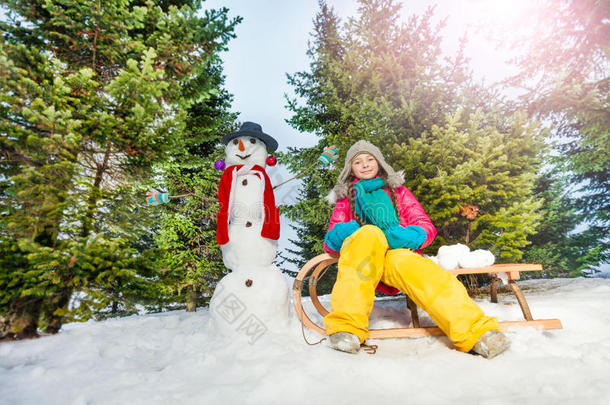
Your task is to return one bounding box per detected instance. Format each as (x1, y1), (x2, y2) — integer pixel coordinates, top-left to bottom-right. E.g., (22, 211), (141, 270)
(351, 153), (379, 180)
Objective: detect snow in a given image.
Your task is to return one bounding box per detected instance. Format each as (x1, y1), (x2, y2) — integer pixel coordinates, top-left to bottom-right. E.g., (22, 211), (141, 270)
(433, 243), (496, 270)
(2, 277), (610, 404)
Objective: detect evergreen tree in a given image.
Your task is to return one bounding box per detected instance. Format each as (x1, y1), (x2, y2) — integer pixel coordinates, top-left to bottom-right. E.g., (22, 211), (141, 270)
(278, 1), (344, 293)
(394, 110), (544, 260)
(523, 168), (603, 277)
(0, 46), (93, 337)
(503, 0), (609, 272)
(153, 66), (238, 311)
(281, 0), (546, 294)
(0, 0), (239, 339)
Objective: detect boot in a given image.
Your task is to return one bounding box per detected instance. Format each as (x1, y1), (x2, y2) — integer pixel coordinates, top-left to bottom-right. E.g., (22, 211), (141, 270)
(471, 330), (510, 359)
(328, 332), (361, 354)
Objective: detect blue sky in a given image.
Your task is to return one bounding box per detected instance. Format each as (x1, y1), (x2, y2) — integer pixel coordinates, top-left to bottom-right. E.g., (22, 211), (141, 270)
(202, 0), (521, 154)
(202, 0), (326, 151)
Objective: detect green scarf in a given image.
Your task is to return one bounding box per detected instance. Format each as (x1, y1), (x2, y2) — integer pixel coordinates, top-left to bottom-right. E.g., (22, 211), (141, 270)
(354, 177), (399, 230)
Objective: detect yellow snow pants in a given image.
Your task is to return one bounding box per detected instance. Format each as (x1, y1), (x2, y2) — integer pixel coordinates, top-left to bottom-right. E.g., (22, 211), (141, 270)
(323, 225), (499, 352)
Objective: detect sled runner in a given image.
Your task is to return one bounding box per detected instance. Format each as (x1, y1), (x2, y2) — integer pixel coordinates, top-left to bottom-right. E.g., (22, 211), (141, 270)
(293, 253), (563, 339)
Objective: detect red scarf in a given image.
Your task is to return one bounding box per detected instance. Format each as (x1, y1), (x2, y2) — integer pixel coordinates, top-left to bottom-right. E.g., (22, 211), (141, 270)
(216, 164), (280, 245)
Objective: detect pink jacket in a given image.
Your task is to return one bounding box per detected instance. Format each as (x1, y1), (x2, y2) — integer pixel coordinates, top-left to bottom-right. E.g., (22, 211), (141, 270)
(323, 179), (437, 295)
(323, 179), (437, 253)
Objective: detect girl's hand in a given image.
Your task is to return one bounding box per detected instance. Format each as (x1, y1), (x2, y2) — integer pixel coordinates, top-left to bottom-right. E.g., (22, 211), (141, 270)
(324, 220), (360, 251)
(384, 225), (427, 250)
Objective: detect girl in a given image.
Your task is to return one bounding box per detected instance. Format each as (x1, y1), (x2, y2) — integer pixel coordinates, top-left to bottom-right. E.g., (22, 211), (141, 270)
(322, 140), (509, 358)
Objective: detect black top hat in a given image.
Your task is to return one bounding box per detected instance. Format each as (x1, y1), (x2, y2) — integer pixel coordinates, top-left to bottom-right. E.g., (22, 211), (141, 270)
(222, 121), (278, 151)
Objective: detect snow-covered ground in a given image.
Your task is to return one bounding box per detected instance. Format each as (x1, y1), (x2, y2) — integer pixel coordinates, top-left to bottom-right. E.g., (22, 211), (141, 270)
(1, 277), (610, 405)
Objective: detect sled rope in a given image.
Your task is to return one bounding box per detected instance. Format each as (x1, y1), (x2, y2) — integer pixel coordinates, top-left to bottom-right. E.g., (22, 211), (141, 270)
(298, 273), (327, 346)
(300, 315), (326, 346)
(360, 342), (378, 354)
(298, 270), (377, 354)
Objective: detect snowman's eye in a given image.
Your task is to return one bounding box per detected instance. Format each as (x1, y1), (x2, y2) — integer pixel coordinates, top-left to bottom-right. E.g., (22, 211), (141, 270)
(250, 138), (256, 144)
(233, 139), (238, 145)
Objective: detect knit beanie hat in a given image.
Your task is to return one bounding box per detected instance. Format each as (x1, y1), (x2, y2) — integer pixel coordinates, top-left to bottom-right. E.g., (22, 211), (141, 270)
(326, 140), (405, 204)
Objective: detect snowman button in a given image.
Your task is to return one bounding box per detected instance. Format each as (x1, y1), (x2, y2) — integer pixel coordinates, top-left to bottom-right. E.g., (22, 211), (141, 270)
(242, 179), (247, 186)
(245, 221), (252, 227)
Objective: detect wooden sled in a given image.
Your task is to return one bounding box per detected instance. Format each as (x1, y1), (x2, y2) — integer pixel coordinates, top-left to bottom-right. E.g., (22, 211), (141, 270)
(293, 253), (563, 339)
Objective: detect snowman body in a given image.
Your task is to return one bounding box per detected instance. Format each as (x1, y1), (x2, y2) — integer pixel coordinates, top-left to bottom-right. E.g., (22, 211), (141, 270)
(220, 167), (278, 271)
(209, 264), (290, 342)
(218, 135), (278, 272)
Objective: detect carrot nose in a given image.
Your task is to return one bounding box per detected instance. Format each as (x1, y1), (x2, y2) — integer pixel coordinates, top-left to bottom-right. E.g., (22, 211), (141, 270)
(238, 138), (245, 152)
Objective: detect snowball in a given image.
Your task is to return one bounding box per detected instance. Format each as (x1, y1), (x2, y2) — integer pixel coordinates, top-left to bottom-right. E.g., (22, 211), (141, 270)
(437, 243), (470, 270)
(474, 249), (495, 267)
(436, 244), (495, 269)
(458, 251), (482, 268)
(438, 254), (459, 270)
(438, 243), (470, 258)
(458, 249), (495, 268)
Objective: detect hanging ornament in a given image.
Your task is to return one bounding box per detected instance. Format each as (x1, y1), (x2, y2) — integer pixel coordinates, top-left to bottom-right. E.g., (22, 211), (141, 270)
(146, 190), (171, 206)
(266, 156), (277, 166)
(317, 145), (339, 167)
(145, 190), (203, 206)
(273, 145), (340, 190)
(214, 160), (226, 171)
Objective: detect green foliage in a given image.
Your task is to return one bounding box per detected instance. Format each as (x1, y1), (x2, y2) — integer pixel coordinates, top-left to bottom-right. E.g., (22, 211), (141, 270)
(282, 0), (546, 294)
(151, 46), (239, 310)
(522, 169), (605, 277)
(504, 0), (609, 271)
(153, 151), (229, 309)
(0, 0), (240, 337)
(395, 110), (545, 261)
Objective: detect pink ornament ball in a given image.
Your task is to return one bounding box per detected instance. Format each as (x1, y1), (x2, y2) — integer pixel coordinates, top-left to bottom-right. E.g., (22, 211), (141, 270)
(215, 160), (226, 171)
(266, 156), (277, 166)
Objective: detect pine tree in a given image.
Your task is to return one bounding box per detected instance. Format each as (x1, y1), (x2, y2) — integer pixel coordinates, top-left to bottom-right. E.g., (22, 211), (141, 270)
(503, 0), (609, 272)
(523, 168), (605, 277)
(281, 0), (546, 294)
(394, 110), (545, 260)
(0, 0), (239, 338)
(0, 45), (92, 338)
(277, 1), (344, 292)
(153, 70), (238, 311)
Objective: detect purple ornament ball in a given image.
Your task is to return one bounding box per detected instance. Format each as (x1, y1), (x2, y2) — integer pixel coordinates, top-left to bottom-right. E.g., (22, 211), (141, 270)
(214, 160), (226, 171)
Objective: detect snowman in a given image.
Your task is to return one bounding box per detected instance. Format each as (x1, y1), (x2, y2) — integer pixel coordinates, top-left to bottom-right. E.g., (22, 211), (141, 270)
(215, 121), (281, 271)
(210, 122), (290, 342)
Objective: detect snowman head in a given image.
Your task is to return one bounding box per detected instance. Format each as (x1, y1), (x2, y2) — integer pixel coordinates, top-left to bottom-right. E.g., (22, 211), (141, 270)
(225, 135), (269, 167)
(222, 122), (279, 168)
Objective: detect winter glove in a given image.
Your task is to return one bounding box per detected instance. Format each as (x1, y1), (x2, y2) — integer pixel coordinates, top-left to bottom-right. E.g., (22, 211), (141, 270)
(324, 220), (360, 252)
(384, 225), (427, 250)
